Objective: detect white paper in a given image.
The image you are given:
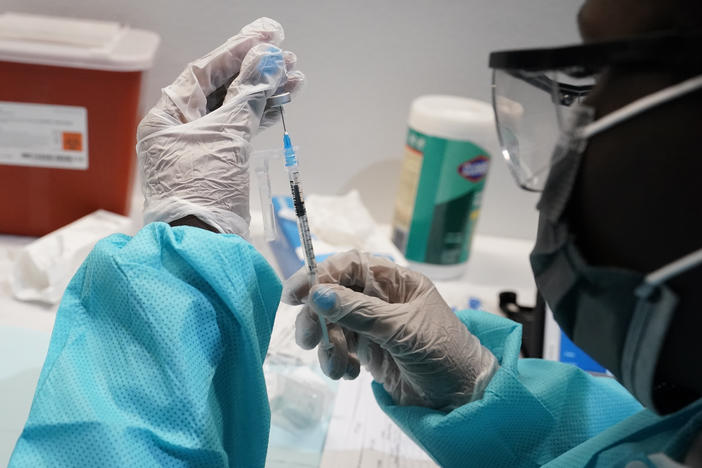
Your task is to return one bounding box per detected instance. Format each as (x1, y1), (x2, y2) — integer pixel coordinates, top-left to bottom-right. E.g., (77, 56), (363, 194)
(321, 370), (438, 468)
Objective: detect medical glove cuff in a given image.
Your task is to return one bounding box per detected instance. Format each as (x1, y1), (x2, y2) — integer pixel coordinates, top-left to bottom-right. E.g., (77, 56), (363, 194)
(144, 197), (251, 238)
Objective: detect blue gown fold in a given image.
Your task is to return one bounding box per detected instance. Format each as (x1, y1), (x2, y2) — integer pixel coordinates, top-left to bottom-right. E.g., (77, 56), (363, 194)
(10, 223), (282, 467)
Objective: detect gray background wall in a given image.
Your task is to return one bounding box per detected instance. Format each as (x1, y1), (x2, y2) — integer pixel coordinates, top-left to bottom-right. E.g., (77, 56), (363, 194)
(3, 0), (583, 240)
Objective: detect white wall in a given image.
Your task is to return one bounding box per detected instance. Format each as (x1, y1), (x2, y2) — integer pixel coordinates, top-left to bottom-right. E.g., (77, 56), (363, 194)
(3, 0), (583, 240)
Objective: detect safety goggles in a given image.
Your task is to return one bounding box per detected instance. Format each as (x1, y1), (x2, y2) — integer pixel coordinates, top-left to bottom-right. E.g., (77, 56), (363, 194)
(489, 31), (702, 191)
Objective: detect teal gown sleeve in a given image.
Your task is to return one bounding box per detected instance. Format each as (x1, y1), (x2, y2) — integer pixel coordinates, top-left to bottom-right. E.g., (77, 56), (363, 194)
(9, 223), (281, 467)
(374, 309), (645, 468)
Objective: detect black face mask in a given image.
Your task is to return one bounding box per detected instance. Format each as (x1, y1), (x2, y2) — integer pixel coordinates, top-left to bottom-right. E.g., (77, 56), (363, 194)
(528, 82), (702, 412)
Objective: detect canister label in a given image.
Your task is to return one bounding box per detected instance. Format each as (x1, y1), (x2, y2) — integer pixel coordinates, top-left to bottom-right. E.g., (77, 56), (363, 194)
(392, 128), (490, 265)
(0, 101), (88, 170)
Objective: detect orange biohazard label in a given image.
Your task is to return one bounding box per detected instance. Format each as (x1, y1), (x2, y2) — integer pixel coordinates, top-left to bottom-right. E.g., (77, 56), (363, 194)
(62, 132), (83, 151)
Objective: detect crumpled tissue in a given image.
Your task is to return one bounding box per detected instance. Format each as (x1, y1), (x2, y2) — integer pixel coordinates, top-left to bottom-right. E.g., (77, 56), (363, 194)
(10, 210), (135, 304)
(277, 190), (406, 266)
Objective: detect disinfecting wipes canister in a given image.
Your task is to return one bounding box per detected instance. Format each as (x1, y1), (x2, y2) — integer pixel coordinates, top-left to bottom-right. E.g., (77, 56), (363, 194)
(391, 95), (494, 279)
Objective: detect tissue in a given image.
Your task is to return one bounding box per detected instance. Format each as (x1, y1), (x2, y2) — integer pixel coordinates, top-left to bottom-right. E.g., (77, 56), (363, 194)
(305, 190), (406, 265)
(11, 210), (134, 305)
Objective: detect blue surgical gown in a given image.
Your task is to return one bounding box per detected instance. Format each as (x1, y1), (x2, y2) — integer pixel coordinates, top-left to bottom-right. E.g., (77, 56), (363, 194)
(376, 310), (702, 467)
(10, 223), (281, 467)
(9, 223), (702, 467)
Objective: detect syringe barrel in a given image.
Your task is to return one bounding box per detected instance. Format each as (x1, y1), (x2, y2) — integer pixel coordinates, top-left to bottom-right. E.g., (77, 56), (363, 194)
(297, 214), (317, 272)
(287, 170), (305, 216)
(286, 167), (315, 266)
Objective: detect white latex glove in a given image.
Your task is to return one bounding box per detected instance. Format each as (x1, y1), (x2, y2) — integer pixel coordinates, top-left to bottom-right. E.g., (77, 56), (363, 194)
(283, 251), (499, 410)
(137, 17), (304, 236)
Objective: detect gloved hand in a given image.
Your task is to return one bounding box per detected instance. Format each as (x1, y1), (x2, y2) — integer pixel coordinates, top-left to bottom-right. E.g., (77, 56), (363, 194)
(283, 251), (499, 410)
(137, 17), (304, 236)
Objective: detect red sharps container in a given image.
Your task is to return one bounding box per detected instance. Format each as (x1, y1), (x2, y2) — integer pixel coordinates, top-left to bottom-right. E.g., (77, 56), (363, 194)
(0, 12), (159, 236)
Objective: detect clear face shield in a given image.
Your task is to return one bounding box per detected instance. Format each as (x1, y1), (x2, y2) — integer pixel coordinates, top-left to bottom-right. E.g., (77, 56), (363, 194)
(489, 31), (702, 192)
(492, 69), (593, 191)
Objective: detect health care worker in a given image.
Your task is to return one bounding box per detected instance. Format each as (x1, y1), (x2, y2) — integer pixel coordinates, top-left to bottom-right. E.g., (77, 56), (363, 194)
(286, 0), (702, 466)
(9, 0), (702, 466)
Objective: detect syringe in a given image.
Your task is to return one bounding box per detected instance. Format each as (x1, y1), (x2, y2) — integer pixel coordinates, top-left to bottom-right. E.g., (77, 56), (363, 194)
(273, 100), (331, 348)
